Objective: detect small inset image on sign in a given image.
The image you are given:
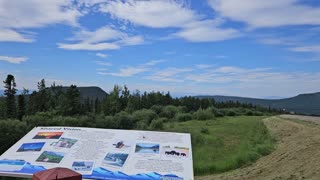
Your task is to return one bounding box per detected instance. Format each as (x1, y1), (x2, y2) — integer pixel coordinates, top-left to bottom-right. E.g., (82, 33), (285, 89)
(135, 143), (160, 154)
(51, 137), (77, 148)
(162, 146), (189, 158)
(112, 140), (131, 149)
(36, 151), (64, 163)
(103, 153), (129, 167)
(72, 161), (94, 171)
(33, 132), (63, 139)
(17, 142), (45, 152)
(0, 159), (26, 171)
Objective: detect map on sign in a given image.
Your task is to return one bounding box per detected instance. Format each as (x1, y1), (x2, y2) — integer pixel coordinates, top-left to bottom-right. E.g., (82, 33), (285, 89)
(0, 127), (193, 180)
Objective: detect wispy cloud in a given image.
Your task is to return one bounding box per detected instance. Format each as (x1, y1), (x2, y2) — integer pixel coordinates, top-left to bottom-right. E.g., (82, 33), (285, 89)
(0, 56), (28, 64)
(98, 67), (149, 77)
(95, 61), (112, 66)
(173, 19), (240, 42)
(97, 59), (165, 77)
(145, 67), (193, 82)
(143, 60), (166, 66)
(58, 26), (144, 51)
(0, 1), (82, 42)
(0, 29), (34, 42)
(96, 53), (108, 58)
(208, 0), (320, 28)
(289, 45), (320, 53)
(99, 0), (240, 42)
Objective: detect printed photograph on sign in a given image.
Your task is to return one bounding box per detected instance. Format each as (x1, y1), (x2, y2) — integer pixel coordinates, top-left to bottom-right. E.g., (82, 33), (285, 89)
(72, 161), (94, 171)
(135, 143), (160, 154)
(50, 137), (77, 148)
(112, 140), (131, 149)
(0, 159), (26, 171)
(17, 142), (45, 152)
(36, 151), (64, 163)
(33, 132), (63, 139)
(162, 146), (189, 158)
(102, 153), (129, 167)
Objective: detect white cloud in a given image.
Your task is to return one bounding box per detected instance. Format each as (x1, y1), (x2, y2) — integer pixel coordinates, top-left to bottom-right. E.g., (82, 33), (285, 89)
(0, 56), (28, 64)
(289, 45), (320, 53)
(99, 0), (240, 42)
(143, 60), (166, 66)
(99, 67), (149, 77)
(0, 0), (80, 29)
(97, 60), (165, 77)
(174, 20), (240, 42)
(145, 67), (193, 82)
(0, 0), (82, 42)
(195, 64), (215, 69)
(96, 53), (108, 58)
(58, 42), (119, 51)
(58, 26), (144, 50)
(95, 61), (112, 66)
(100, 0), (198, 28)
(0, 29), (34, 42)
(208, 0), (320, 28)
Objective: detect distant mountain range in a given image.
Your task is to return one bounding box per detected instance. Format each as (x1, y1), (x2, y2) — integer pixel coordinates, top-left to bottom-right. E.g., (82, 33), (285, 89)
(196, 92), (320, 116)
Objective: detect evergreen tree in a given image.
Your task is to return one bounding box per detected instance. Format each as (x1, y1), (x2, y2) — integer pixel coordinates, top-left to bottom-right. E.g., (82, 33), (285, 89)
(17, 94), (26, 120)
(36, 79), (50, 112)
(3, 74), (17, 118)
(63, 85), (81, 116)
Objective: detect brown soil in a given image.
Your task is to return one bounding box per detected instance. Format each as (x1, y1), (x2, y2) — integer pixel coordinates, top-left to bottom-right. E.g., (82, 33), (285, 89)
(196, 115), (320, 180)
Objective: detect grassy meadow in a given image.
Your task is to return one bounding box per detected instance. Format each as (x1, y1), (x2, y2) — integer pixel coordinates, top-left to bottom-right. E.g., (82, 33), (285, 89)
(165, 116), (275, 175)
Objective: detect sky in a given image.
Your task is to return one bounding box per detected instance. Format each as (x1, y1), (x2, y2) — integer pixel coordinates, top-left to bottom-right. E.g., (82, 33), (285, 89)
(0, 0), (320, 98)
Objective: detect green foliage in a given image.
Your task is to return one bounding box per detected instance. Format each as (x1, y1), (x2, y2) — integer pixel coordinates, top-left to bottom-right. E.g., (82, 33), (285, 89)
(17, 94), (26, 120)
(200, 127), (209, 134)
(175, 112), (193, 122)
(193, 108), (215, 120)
(0, 120), (30, 154)
(160, 105), (181, 119)
(149, 118), (164, 130)
(61, 85), (81, 116)
(132, 109), (157, 125)
(113, 111), (134, 129)
(3, 74), (17, 118)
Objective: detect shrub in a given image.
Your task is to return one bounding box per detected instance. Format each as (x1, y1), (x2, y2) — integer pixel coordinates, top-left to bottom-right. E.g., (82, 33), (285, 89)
(160, 105), (180, 119)
(200, 127), (209, 134)
(0, 120), (30, 154)
(150, 105), (163, 114)
(114, 111), (134, 129)
(193, 108), (214, 120)
(175, 112), (193, 122)
(246, 110), (253, 116)
(132, 109), (157, 125)
(149, 119), (164, 130)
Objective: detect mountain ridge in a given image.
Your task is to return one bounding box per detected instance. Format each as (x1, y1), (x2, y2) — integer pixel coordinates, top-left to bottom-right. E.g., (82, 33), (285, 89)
(196, 92), (320, 115)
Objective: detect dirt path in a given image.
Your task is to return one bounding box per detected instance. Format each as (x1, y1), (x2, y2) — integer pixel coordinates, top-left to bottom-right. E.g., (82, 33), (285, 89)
(196, 115), (320, 180)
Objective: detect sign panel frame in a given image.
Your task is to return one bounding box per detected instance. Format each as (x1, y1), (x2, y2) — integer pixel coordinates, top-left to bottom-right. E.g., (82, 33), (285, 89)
(0, 126), (194, 180)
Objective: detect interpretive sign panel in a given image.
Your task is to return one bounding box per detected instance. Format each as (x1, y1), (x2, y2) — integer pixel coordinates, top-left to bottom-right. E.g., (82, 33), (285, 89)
(0, 127), (193, 180)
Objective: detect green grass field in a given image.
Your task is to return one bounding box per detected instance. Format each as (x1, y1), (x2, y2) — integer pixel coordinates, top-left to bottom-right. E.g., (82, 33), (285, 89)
(164, 116), (275, 175)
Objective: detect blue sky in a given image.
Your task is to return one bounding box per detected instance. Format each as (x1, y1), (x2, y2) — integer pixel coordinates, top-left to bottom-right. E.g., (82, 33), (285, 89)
(0, 0), (320, 98)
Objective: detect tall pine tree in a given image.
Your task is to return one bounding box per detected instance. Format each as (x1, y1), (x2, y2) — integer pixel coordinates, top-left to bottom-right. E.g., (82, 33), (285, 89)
(3, 74), (17, 118)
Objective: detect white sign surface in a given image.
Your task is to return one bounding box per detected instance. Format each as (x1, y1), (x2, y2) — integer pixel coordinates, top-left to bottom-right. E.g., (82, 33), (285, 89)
(0, 127), (193, 180)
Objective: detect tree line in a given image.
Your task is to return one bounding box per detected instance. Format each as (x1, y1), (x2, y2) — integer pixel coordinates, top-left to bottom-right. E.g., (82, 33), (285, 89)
(1, 74), (281, 120)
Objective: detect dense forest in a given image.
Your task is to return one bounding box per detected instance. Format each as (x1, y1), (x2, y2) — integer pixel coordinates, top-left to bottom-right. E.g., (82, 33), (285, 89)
(0, 74), (281, 155)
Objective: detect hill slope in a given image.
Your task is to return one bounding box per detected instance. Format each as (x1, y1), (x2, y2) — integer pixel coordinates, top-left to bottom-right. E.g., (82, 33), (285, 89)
(196, 92), (320, 115)
(60, 86), (107, 101)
